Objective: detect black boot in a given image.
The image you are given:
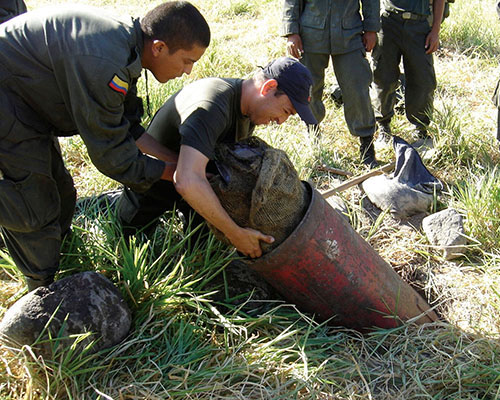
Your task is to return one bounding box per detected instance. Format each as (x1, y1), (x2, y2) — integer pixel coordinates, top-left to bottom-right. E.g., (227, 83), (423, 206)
(375, 122), (393, 148)
(360, 136), (379, 169)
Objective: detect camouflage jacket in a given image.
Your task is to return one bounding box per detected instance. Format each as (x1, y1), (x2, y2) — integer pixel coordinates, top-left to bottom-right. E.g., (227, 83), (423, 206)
(281, 0), (380, 55)
(0, 6), (164, 192)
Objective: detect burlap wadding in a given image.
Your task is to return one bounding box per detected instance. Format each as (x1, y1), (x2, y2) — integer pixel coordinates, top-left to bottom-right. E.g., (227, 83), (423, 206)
(209, 137), (309, 255)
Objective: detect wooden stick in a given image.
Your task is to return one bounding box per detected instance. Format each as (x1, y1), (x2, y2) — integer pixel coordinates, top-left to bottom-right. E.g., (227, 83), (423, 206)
(320, 162), (396, 199)
(314, 165), (353, 177)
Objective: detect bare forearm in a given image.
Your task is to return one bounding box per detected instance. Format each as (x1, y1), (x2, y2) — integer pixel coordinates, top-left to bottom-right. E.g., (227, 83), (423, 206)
(175, 145), (274, 257)
(175, 173), (239, 236)
(136, 132), (179, 164)
(431, 0), (445, 32)
(160, 162), (177, 181)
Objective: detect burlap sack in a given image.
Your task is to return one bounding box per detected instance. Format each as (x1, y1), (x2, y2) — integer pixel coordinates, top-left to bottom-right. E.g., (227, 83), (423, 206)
(209, 137), (309, 255)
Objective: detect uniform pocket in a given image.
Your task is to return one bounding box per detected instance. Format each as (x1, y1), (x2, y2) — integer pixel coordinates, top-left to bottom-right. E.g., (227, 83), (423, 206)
(0, 173), (59, 232)
(342, 8), (362, 30)
(300, 4), (327, 29)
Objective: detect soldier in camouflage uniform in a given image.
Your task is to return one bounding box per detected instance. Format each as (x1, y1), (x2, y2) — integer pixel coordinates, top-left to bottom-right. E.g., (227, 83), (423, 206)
(0, 2), (210, 290)
(0, 0), (27, 24)
(372, 0), (445, 144)
(282, 0), (381, 167)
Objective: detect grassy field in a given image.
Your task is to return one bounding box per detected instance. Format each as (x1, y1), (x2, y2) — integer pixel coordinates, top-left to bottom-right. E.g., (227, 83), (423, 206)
(1, 0), (499, 398)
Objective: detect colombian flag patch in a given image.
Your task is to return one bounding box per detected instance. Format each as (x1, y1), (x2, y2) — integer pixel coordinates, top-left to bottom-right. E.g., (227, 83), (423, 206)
(108, 74), (129, 96)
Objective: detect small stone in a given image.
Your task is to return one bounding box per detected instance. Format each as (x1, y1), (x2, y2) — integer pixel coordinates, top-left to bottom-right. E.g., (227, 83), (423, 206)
(422, 208), (468, 260)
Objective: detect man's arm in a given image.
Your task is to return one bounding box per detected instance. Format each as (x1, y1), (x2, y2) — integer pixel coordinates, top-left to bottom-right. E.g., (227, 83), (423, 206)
(360, 0), (381, 35)
(426, 0), (445, 54)
(282, 0), (304, 58)
(135, 132), (178, 181)
(360, 0), (380, 52)
(174, 145), (274, 258)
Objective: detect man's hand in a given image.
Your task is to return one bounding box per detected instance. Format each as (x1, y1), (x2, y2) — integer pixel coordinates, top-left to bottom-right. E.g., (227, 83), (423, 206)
(427, 0), (445, 54)
(425, 30), (440, 54)
(286, 33), (304, 59)
(227, 227), (275, 258)
(362, 31), (377, 52)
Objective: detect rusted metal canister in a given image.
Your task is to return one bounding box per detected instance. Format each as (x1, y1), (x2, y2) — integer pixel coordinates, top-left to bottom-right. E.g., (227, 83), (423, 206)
(247, 182), (438, 330)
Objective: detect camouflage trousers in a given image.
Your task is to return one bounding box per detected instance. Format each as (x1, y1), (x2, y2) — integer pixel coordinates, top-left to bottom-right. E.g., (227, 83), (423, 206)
(0, 81), (76, 288)
(301, 48), (376, 138)
(371, 11), (437, 130)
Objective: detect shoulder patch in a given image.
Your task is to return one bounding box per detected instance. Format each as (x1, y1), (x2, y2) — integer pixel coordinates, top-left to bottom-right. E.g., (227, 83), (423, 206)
(108, 74), (129, 96)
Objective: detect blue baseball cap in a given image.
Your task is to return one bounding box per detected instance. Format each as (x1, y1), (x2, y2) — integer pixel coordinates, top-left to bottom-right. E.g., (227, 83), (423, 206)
(262, 57), (317, 125)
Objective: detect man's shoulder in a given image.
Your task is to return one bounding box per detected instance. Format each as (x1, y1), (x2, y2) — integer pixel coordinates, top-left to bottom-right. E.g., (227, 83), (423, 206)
(176, 77), (242, 108)
(185, 77), (242, 93)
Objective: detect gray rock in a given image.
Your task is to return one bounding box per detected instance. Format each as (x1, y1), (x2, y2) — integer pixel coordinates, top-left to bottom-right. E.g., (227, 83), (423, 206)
(0, 271), (131, 358)
(422, 208), (468, 260)
(361, 174), (433, 220)
(325, 195), (350, 223)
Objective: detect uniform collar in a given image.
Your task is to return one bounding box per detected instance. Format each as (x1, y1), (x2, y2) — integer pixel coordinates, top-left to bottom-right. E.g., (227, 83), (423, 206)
(127, 17), (144, 78)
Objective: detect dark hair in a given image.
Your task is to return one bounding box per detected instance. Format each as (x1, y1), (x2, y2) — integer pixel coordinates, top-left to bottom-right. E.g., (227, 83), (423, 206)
(141, 1), (210, 53)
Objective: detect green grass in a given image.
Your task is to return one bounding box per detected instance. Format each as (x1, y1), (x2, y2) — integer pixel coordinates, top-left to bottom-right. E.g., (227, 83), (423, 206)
(1, 0), (500, 398)
(451, 166), (500, 254)
(441, 0), (500, 57)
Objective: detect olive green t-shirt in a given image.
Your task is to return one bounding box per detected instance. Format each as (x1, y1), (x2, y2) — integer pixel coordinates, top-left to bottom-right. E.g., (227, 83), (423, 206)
(147, 78), (254, 160)
(383, 0), (431, 15)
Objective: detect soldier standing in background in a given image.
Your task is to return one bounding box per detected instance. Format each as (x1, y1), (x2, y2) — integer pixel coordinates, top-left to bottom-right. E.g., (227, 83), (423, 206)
(282, 0), (381, 168)
(372, 0), (445, 145)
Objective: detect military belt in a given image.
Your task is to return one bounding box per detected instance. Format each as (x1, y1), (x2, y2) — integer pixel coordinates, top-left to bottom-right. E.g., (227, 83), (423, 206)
(386, 9), (428, 21)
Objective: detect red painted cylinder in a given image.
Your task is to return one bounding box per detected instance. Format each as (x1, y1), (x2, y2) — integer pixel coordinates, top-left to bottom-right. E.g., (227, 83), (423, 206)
(247, 182), (438, 330)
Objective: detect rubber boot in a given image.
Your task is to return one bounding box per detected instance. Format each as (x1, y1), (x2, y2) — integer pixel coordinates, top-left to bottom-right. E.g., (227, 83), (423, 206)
(360, 136), (379, 169)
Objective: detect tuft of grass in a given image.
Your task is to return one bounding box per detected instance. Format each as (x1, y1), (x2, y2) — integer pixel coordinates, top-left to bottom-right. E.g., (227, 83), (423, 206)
(451, 166), (500, 254)
(429, 100), (493, 174)
(441, 0), (500, 57)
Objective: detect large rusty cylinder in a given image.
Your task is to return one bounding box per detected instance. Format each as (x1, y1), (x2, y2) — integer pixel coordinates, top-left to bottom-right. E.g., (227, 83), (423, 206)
(246, 182), (438, 331)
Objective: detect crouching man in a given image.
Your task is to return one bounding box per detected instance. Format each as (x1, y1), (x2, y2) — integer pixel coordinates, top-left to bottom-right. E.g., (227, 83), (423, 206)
(118, 57), (317, 258)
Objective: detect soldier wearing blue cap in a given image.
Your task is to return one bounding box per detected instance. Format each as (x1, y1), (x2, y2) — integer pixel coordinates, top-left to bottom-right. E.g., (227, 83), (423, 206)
(117, 57), (316, 258)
